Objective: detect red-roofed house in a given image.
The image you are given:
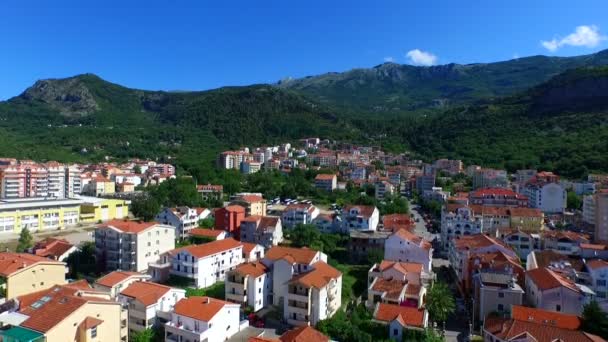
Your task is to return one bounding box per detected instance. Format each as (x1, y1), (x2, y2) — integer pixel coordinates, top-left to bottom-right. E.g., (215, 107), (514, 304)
(93, 270), (151, 298)
(165, 296), (244, 341)
(279, 326), (329, 342)
(384, 229), (433, 272)
(118, 281), (185, 334)
(469, 188), (528, 207)
(230, 195), (267, 217)
(342, 205), (380, 232)
(32, 237), (77, 262)
(314, 174), (337, 192)
(525, 268), (593, 315)
(189, 228), (227, 241)
(585, 259), (608, 312)
(281, 204), (320, 228)
(95, 220), (176, 272)
(215, 205), (246, 236)
(0, 252), (67, 299)
(372, 302), (428, 341)
(225, 262), (270, 312)
(155, 206), (211, 239)
(240, 216), (284, 248)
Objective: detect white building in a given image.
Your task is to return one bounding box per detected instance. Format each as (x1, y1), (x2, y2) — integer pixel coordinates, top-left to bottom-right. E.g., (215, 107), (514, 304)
(440, 205), (483, 249)
(384, 228), (433, 272)
(225, 262), (270, 312)
(375, 181), (395, 200)
(525, 267), (594, 315)
(165, 296), (246, 342)
(367, 261), (429, 309)
(156, 207), (210, 239)
(341, 205), (380, 232)
(239, 216), (283, 248)
(94, 270), (151, 298)
(281, 204), (320, 229)
(118, 281), (186, 334)
(583, 194), (596, 225)
(169, 238), (244, 288)
(585, 259), (608, 311)
(95, 220), (176, 272)
(522, 172), (567, 213)
(497, 229), (541, 260)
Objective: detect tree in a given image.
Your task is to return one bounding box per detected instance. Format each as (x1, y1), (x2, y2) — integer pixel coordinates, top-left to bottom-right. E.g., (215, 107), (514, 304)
(198, 217), (214, 228)
(133, 165), (142, 174)
(581, 300), (608, 338)
(65, 241), (98, 278)
(367, 248), (384, 264)
(567, 190), (582, 210)
(426, 282), (455, 330)
(16, 228), (33, 252)
(131, 196), (160, 221)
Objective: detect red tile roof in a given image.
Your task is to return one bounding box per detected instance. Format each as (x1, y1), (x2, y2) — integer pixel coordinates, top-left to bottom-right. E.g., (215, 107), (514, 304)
(393, 229), (432, 250)
(586, 259), (608, 270)
(378, 260), (423, 275)
(370, 278), (407, 301)
(264, 246), (319, 264)
(33, 238), (74, 259)
(290, 261), (341, 289)
(314, 174), (336, 181)
(511, 305), (581, 330)
(343, 205), (377, 218)
(241, 242), (261, 255)
(235, 195), (265, 203)
(233, 262), (268, 278)
(174, 238), (242, 259)
(374, 302), (426, 328)
(0, 253), (62, 277)
(120, 281), (172, 306)
(526, 268), (580, 293)
(173, 296), (232, 322)
(95, 271), (144, 288)
(580, 243), (608, 251)
(280, 326), (329, 342)
(222, 205), (246, 213)
(100, 219), (158, 234)
(189, 228), (225, 239)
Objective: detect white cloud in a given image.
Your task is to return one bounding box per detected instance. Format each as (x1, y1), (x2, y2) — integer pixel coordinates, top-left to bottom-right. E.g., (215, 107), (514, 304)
(384, 56), (395, 62)
(512, 53), (520, 59)
(405, 49), (438, 66)
(541, 25), (606, 52)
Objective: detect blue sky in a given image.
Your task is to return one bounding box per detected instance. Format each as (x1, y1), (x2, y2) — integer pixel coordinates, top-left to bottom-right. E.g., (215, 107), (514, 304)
(1, 0), (607, 99)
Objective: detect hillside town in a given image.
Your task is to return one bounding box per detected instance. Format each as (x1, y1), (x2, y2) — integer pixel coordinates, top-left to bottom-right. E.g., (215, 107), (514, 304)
(0, 139), (606, 341)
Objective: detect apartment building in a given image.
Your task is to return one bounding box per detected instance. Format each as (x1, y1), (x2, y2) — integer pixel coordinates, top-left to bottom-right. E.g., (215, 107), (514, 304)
(197, 184), (223, 201)
(240, 216), (283, 248)
(483, 306), (604, 342)
(168, 238), (244, 288)
(215, 205), (246, 236)
(348, 230), (391, 262)
(0, 198), (82, 233)
(472, 168), (508, 189)
(525, 267), (594, 315)
(414, 174), (435, 193)
(468, 188), (528, 207)
(118, 281), (185, 334)
(583, 194), (596, 225)
(0, 161), (81, 199)
(225, 262), (270, 312)
(440, 205), (484, 249)
(164, 296), (244, 342)
(281, 203), (320, 229)
(94, 270), (151, 298)
(496, 229), (540, 259)
(596, 190), (608, 243)
(522, 171), (567, 213)
(86, 176), (116, 196)
(542, 230), (590, 256)
(0, 282), (128, 342)
(314, 174), (337, 192)
(341, 205), (380, 232)
(433, 159), (463, 175)
(366, 261), (428, 309)
(95, 220), (176, 272)
(585, 259), (608, 310)
(231, 195), (267, 217)
(384, 228), (433, 272)
(155, 206), (210, 239)
(217, 151), (251, 170)
(0, 253), (67, 299)
(375, 180), (395, 200)
(472, 272), (524, 326)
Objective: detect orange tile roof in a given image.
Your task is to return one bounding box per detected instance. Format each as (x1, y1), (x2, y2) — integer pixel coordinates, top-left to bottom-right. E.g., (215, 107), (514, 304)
(34, 238), (75, 259)
(370, 278), (407, 300)
(175, 238), (242, 259)
(120, 281), (172, 306)
(173, 296), (232, 322)
(511, 305), (581, 330)
(189, 228), (225, 239)
(586, 259), (608, 270)
(374, 302), (426, 328)
(234, 262), (268, 278)
(343, 205), (377, 218)
(95, 271), (144, 287)
(222, 205), (246, 213)
(249, 338), (279, 342)
(378, 260), (423, 275)
(279, 326), (329, 342)
(580, 243), (608, 251)
(241, 242), (261, 255)
(100, 219), (158, 234)
(453, 234), (510, 251)
(80, 316), (103, 329)
(289, 261), (341, 289)
(405, 284), (421, 296)
(235, 195), (265, 203)
(264, 246), (319, 264)
(393, 229), (432, 250)
(526, 268), (580, 293)
(314, 174), (336, 181)
(0, 253), (62, 277)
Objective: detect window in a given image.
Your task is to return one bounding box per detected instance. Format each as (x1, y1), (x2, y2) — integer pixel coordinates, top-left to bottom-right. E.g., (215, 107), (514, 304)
(556, 304), (561, 312)
(597, 279), (607, 287)
(393, 328), (398, 336)
(498, 292), (504, 298)
(91, 326), (97, 338)
(497, 304), (504, 311)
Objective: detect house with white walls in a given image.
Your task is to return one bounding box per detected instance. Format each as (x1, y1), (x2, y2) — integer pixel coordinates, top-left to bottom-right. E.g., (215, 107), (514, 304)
(384, 228), (433, 272)
(341, 205), (380, 232)
(225, 262), (270, 312)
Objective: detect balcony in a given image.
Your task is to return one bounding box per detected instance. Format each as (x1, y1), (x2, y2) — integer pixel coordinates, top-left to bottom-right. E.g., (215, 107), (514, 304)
(287, 300), (309, 316)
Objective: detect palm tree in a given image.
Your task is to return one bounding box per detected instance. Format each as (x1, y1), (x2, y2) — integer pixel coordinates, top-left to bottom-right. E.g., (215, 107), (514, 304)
(426, 281), (456, 331)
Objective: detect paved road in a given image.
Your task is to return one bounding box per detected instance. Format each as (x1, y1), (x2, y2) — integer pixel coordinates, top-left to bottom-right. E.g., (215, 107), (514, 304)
(0, 224), (95, 247)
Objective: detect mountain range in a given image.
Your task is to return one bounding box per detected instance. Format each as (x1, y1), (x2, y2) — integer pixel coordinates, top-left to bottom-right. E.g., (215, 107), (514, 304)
(1, 50), (608, 177)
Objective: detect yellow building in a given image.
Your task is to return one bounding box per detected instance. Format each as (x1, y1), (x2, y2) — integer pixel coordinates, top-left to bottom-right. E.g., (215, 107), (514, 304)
(0, 198), (82, 233)
(0, 282), (128, 342)
(89, 177), (115, 196)
(79, 196), (130, 223)
(230, 195), (267, 216)
(0, 253), (67, 299)
(508, 207), (544, 233)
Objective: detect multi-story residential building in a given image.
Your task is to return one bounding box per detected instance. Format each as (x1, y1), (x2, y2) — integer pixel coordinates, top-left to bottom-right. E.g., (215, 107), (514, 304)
(231, 195), (267, 217)
(113, 173), (142, 187)
(382, 213), (414, 232)
(341, 205), (380, 232)
(314, 174), (337, 192)
(118, 281), (185, 334)
(375, 180), (395, 199)
(422, 187), (449, 203)
(372, 303), (428, 341)
(384, 228), (433, 272)
(164, 296), (245, 342)
(168, 238), (243, 288)
(595, 190), (608, 243)
(583, 194), (596, 225)
(241, 161), (262, 174)
(348, 230), (391, 262)
(496, 229), (541, 259)
(580, 242), (608, 259)
(241, 242), (265, 262)
(155, 206), (210, 239)
(525, 267), (594, 315)
(414, 174), (435, 193)
(483, 305), (604, 342)
(514, 169), (537, 187)
(94, 270), (151, 298)
(508, 207), (544, 232)
(225, 262), (270, 312)
(0, 283), (128, 342)
(0, 253), (67, 299)
(281, 204), (320, 229)
(472, 168), (508, 189)
(240, 216), (283, 248)
(312, 213), (340, 233)
(367, 261), (429, 309)
(0, 161), (81, 199)
(468, 188), (528, 207)
(307, 153), (337, 168)
(466, 251), (525, 295)
(472, 272), (524, 327)
(214, 205), (246, 236)
(585, 259), (608, 310)
(86, 176), (116, 196)
(441, 205), (484, 249)
(0, 197), (83, 233)
(78, 196), (130, 223)
(433, 159), (463, 175)
(197, 184), (223, 201)
(541, 230), (590, 256)
(31, 237), (77, 261)
(95, 220), (176, 272)
(522, 171), (567, 213)
(218, 151), (251, 170)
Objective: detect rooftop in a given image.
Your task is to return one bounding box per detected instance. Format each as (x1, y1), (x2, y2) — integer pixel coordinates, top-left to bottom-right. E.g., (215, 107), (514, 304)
(95, 271), (146, 288)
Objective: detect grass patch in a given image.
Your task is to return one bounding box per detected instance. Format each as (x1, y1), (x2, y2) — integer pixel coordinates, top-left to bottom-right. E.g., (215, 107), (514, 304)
(186, 282), (225, 299)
